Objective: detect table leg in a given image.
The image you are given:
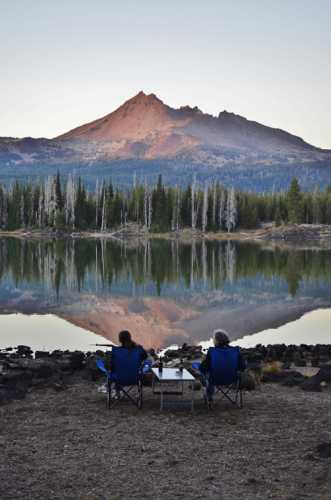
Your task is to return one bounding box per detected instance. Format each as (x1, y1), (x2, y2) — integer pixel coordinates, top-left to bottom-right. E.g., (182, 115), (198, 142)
(191, 382), (194, 412)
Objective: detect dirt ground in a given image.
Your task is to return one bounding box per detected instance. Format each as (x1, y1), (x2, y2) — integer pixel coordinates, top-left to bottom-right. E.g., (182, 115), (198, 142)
(1, 381), (330, 500)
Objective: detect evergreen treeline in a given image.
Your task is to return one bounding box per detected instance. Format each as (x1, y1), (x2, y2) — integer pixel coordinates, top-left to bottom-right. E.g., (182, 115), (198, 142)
(1, 174), (331, 232)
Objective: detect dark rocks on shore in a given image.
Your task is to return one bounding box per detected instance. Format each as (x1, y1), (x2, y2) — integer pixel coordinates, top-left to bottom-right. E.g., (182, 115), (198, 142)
(1, 343), (330, 405)
(242, 343), (331, 367)
(262, 370), (306, 386)
(0, 346), (99, 404)
(164, 343), (203, 361)
(317, 443), (331, 458)
(302, 364), (331, 392)
(264, 224), (331, 243)
(317, 432), (331, 458)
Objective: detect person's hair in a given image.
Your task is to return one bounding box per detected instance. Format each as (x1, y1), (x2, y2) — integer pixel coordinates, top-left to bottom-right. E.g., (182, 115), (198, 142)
(118, 330), (136, 349)
(213, 329), (230, 347)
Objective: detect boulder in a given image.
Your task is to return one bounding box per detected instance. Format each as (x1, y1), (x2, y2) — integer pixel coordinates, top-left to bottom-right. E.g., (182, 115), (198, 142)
(164, 350), (180, 359)
(1, 369), (32, 386)
(35, 351), (51, 359)
(263, 369), (303, 384)
(68, 351), (85, 370)
(240, 372), (256, 391)
(301, 377), (322, 392)
(302, 364), (331, 392)
(281, 372), (305, 387)
(317, 443), (331, 458)
(319, 364), (331, 382)
(0, 370), (31, 403)
(317, 432), (331, 458)
(84, 355), (104, 381)
(11, 358), (58, 379)
(16, 345), (33, 358)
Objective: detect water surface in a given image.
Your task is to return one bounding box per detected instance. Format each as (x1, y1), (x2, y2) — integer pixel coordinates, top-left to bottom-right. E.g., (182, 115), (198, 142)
(0, 237), (330, 349)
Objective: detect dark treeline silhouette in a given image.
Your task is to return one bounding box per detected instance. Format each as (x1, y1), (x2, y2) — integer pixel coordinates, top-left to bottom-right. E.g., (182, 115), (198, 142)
(1, 174), (331, 232)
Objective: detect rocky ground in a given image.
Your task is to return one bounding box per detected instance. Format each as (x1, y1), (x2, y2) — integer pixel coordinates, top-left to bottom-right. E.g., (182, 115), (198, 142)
(2, 223), (331, 248)
(1, 345), (331, 499)
(1, 378), (331, 499)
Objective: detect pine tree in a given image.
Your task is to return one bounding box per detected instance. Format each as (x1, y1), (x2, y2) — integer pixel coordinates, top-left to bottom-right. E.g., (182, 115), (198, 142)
(75, 177), (87, 229)
(55, 171), (64, 211)
(287, 178), (304, 223)
(312, 186), (322, 224)
(275, 205), (282, 227)
(152, 175), (168, 232)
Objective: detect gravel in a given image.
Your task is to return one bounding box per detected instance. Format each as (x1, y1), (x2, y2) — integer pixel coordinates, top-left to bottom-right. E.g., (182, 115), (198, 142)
(1, 382), (330, 500)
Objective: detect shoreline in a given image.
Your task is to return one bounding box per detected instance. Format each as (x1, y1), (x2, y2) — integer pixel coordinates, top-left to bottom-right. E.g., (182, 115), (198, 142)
(1, 223), (331, 248)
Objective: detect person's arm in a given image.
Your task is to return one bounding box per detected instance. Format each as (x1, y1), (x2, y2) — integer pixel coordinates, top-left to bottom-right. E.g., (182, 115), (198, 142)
(139, 346), (148, 362)
(200, 349), (211, 373)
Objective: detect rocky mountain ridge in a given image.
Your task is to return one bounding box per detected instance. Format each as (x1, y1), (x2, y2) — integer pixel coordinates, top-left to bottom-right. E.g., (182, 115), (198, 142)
(1, 91), (330, 191)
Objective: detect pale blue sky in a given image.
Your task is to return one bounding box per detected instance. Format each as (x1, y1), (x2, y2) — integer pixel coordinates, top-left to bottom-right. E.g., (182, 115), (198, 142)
(1, 0), (330, 147)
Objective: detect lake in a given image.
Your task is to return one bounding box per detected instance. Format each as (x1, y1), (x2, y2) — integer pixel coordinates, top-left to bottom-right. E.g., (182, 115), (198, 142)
(0, 237), (330, 351)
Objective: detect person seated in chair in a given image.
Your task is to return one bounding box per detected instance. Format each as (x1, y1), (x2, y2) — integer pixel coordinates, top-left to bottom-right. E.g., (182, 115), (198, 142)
(109, 330), (148, 400)
(200, 329), (245, 373)
(199, 329), (246, 403)
(118, 330), (148, 362)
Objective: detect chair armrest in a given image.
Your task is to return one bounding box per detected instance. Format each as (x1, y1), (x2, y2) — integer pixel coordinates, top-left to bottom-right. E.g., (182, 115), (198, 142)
(96, 359), (111, 378)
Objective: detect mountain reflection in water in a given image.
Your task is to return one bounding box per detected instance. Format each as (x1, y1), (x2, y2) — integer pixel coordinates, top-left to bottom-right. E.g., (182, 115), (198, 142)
(0, 237), (331, 349)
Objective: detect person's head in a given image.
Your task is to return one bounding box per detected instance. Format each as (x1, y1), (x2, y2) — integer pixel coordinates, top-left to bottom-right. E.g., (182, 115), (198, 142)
(213, 329), (230, 347)
(119, 330), (135, 349)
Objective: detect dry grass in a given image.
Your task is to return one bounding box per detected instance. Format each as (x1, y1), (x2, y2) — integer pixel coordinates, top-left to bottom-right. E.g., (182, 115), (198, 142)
(262, 361), (283, 374)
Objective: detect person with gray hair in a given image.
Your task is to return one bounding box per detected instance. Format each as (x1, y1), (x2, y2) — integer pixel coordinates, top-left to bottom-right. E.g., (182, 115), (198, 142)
(199, 328), (245, 386)
(213, 329), (230, 347)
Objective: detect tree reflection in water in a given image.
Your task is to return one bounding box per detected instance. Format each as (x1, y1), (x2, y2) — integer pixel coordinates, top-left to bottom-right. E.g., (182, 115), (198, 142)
(0, 237), (331, 300)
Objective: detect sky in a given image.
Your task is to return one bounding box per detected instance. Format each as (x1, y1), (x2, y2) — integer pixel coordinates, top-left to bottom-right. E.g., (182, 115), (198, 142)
(1, 0), (330, 148)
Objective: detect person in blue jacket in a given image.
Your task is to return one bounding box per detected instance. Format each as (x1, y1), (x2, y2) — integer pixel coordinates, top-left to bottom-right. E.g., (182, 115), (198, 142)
(196, 329), (246, 402)
(200, 329), (246, 373)
(118, 330), (148, 362)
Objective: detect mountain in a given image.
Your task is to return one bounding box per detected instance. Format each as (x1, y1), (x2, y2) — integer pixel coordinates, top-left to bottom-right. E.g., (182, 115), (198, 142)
(56, 91), (321, 158)
(1, 91), (330, 191)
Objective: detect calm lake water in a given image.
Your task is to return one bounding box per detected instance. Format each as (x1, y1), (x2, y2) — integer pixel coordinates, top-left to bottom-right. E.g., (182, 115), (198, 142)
(0, 237), (330, 350)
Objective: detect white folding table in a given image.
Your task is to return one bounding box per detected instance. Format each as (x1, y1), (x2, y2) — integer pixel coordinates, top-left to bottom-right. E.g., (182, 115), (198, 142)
(152, 367), (196, 411)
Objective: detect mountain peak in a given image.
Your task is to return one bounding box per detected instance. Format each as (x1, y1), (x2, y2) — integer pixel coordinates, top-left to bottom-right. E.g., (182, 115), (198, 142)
(179, 105), (203, 115)
(128, 91), (162, 105)
(55, 91), (319, 157)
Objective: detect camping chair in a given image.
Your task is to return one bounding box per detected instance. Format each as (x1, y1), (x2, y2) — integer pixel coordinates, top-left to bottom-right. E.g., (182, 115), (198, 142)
(96, 346), (147, 409)
(203, 346), (244, 409)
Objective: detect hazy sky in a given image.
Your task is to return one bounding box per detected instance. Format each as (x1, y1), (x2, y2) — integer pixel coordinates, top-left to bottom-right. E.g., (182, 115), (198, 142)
(1, 0), (330, 148)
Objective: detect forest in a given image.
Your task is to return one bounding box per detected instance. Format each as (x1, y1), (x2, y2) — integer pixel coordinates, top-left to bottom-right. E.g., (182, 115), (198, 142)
(0, 174), (331, 232)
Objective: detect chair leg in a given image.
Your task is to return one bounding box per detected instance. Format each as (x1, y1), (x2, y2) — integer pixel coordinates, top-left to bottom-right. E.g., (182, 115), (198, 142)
(204, 387), (213, 410)
(107, 381), (112, 409)
(138, 383), (143, 409)
(239, 388), (243, 409)
(135, 380), (143, 409)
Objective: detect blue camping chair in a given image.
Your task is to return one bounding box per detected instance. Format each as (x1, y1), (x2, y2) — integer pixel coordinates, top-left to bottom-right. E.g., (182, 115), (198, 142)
(201, 346), (244, 409)
(96, 347), (149, 409)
